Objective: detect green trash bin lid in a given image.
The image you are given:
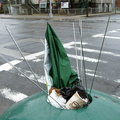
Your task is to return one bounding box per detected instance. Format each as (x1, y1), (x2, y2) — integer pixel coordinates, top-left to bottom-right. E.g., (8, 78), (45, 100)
(0, 90), (120, 120)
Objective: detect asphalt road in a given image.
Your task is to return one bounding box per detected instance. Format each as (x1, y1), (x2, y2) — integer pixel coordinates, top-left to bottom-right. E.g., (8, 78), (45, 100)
(0, 14), (120, 115)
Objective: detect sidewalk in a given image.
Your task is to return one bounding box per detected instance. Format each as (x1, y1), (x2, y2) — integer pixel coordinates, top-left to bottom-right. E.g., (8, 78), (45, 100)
(0, 12), (119, 21)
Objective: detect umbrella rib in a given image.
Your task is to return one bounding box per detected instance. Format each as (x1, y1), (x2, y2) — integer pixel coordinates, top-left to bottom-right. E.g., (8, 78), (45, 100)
(79, 20), (83, 85)
(73, 22), (80, 78)
(5, 26), (41, 87)
(89, 15), (111, 94)
(78, 20), (88, 91)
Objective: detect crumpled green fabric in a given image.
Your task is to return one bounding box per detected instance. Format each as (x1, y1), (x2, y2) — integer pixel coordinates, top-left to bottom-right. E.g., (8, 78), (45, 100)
(45, 23), (78, 89)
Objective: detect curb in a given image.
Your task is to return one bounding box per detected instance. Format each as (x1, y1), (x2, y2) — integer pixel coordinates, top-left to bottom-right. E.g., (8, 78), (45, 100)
(0, 12), (119, 21)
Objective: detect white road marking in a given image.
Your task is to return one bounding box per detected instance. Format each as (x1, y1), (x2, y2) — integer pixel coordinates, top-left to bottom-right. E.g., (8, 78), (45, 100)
(86, 73), (103, 78)
(114, 79), (120, 83)
(21, 73), (46, 84)
(0, 51), (44, 72)
(32, 59), (42, 62)
(92, 29), (120, 39)
(10, 68), (46, 84)
(63, 41), (87, 49)
(0, 87), (28, 102)
(79, 47), (120, 57)
(86, 69), (95, 72)
(109, 29), (120, 33)
(92, 34), (120, 40)
(0, 60), (21, 72)
(64, 41), (120, 57)
(68, 54), (107, 63)
(23, 51), (44, 61)
(112, 95), (120, 100)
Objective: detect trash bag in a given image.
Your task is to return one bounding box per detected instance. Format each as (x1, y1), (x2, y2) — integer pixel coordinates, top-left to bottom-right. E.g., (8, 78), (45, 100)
(60, 83), (88, 102)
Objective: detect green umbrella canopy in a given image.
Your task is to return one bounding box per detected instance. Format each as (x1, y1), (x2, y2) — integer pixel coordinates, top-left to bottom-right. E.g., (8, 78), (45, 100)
(0, 90), (120, 120)
(45, 23), (78, 89)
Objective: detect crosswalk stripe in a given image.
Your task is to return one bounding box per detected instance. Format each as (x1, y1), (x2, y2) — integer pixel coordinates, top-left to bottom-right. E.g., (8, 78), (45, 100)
(0, 87), (28, 102)
(16, 70), (46, 84)
(0, 51), (44, 72)
(112, 95), (120, 100)
(0, 60), (21, 72)
(68, 54), (107, 63)
(92, 33), (120, 39)
(64, 41), (120, 57)
(114, 79), (120, 83)
(85, 73), (102, 78)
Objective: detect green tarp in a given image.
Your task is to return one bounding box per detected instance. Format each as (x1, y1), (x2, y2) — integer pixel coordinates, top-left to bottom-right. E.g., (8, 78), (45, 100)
(45, 23), (78, 89)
